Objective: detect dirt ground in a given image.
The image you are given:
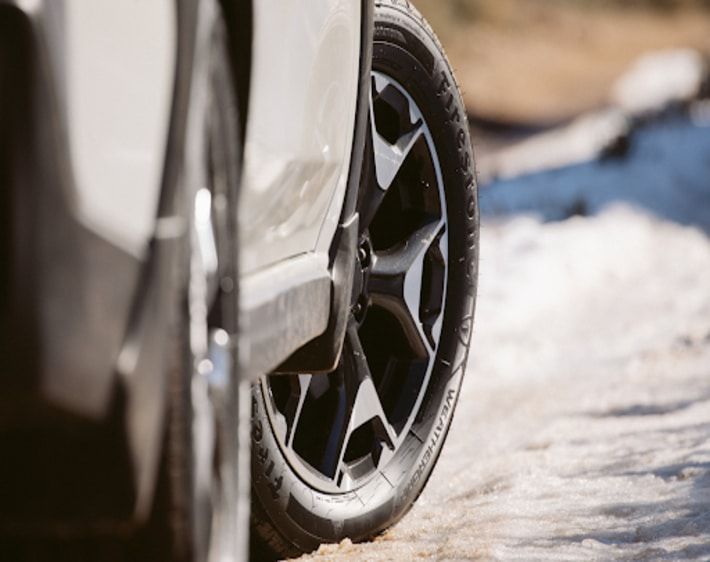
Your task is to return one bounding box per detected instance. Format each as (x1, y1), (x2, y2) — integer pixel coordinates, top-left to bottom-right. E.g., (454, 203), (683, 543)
(415, 0), (710, 123)
(294, 112), (710, 560)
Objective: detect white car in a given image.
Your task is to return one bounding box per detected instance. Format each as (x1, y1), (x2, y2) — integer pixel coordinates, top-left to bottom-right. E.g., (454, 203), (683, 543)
(0, 0), (479, 559)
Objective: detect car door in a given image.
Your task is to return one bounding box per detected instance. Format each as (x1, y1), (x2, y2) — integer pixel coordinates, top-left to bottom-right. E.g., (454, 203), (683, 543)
(240, 0), (361, 275)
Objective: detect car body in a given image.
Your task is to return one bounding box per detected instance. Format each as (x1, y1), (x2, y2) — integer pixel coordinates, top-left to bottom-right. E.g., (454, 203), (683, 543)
(0, 0), (368, 537)
(1, 1), (480, 559)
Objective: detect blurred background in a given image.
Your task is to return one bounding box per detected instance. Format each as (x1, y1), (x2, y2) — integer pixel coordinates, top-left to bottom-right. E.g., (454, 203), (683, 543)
(418, 0), (710, 179)
(418, 0), (710, 121)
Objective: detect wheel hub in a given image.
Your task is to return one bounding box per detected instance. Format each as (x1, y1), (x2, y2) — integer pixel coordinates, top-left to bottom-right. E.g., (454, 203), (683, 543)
(352, 236), (373, 323)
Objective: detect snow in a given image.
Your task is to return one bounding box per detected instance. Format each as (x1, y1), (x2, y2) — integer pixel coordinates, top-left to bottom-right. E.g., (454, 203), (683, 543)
(610, 49), (706, 117)
(295, 116), (710, 561)
(478, 109), (629, 183)
(480, 116), (710, 233)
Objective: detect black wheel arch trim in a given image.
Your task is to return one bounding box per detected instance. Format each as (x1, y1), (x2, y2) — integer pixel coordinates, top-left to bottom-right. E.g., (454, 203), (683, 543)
(274, 0), (374, 374)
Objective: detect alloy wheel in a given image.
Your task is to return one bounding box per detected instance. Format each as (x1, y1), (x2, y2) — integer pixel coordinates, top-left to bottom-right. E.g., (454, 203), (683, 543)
(262, 71), (449, 494)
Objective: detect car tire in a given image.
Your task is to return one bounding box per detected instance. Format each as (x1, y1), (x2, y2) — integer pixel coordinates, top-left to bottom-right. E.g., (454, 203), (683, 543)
(250, 0), (479, 557)
(137, 5), (246, 561)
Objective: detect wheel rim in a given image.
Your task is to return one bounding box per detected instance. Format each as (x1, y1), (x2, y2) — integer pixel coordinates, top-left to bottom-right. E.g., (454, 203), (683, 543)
(190, 120), (247, 561)
(262, 71), (449, 494)
(189, 136), (238, 562)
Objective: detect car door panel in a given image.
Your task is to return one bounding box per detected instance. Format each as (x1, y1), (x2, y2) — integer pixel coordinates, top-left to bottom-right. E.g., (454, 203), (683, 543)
(240, 0), (360, 275)
(63, 0), (176, 259)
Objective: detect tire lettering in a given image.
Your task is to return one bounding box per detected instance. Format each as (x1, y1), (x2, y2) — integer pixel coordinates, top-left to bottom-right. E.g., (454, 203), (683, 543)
(461, 150), (470, 171)
(457, 128), (466, 148)
(404, 388), (457, 498)
(437, 71), (450, 96)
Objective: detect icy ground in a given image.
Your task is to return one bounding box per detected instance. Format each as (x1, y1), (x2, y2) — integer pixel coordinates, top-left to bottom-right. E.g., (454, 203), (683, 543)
(298, 115), (710, 560)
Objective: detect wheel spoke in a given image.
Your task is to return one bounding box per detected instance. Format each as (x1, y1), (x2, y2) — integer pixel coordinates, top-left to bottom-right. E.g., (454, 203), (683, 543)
(370, 80), (424, 187)
(368, 220), (444, 358)
(371, 119), (423, 191)
(356, 124), (387, 232)
(344, 320), (397, 449)
(316, 320), (396, 480)
(425, 226), (449, 348)
(283, 374), (312, 449)
(360, 73), (428, 233)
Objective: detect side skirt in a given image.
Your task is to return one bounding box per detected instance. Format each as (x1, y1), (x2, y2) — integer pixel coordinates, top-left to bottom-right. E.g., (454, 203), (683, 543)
(240, 254), (332, 381)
